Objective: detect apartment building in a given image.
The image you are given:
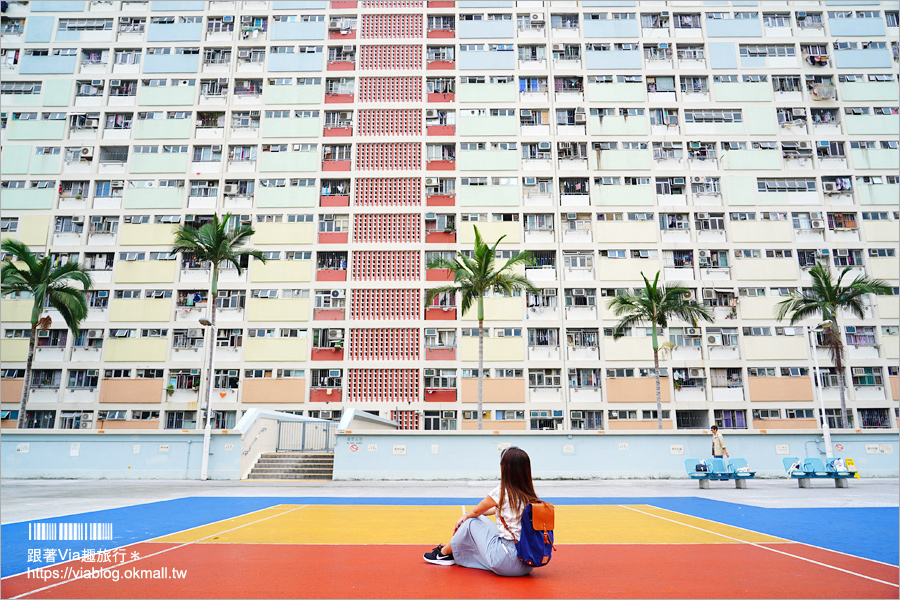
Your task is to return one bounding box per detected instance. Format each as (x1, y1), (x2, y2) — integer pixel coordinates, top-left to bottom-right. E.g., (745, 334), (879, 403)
(0, 0), (898, 434)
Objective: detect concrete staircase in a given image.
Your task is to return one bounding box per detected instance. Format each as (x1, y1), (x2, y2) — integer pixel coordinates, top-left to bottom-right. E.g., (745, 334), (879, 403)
(247, 452), (334, 480)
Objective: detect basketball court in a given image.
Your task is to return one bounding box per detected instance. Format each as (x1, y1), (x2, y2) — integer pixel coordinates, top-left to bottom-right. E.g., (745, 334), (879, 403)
(2, 491), (897, 599)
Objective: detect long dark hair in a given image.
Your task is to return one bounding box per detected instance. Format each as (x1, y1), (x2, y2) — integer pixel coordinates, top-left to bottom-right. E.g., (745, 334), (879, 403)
(498, 447), (540, 515)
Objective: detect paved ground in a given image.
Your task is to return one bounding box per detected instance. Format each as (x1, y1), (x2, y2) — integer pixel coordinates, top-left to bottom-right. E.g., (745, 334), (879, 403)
(3, 477), (897, 524)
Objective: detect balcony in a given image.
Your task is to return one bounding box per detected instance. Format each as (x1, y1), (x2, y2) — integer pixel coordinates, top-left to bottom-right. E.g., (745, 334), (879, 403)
(424, 389), (456, 403)
(425, 346), (455, 361)
(311, 346), (344, 361)
(310, 387), (341, 402)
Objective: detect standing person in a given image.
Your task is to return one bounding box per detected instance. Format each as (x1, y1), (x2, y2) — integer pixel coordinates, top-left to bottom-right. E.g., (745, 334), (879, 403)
(422, 447), (539, 577)
(711, 425), (729, 459)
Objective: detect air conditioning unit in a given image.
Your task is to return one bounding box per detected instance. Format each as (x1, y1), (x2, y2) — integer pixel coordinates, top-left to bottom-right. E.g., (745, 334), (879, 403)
(530, 13), (544, 23)
(424, 178), (437, 186)
(538, 142), (551, 150)
(425, 212), (436, 219)
(523, 177), (536, 186)
(80, 147), (94, 158)
(696, 212), (710, 220)
(822, 182), (838, 194)
(211, 145), (222, 152)
(810, 219), (825, 229)
(239, 214), (251, 222)
(72, 216), (85, 224)
(85, 118), (100, 127)
(330, 290), (345, 299)
(248, 111), (260, 118)
(237, 50), (251, 58)
(87, 330), (102, 339)
(80, 421), (92, 429)
(38, 330), (51, 338)
(223, 184), (237, 195)
(424, 328), (437, 337)
(707, 334), (723, 346)
(218, 77), (229, 84)
(698, 249), (711, 258)
(702, 289), (716, 300)
(689, 368), (705, 378)
(673, 177), (685, 185)
(835, 249), (849, 257)
(187, 328), (202, 337)
(553, 44), (565, 52)
(792, 108), (806, 117)
(328, 329), (343, 339)
(572, 288), (585, 296)
(520, 109), (532, 117)
(685, 328), (700, 336)
(425, 109), (438, 119)
(566, 213), (577, 220)
(323, 214), (335, 221)
(223, 16), (233, 23)
(574, 114), (586, 123)
(110, 180), (124, 187)
(797, 141), (811, 149)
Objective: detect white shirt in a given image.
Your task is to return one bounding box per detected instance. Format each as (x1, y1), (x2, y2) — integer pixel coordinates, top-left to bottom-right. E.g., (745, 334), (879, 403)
(489, 484), (522, 541)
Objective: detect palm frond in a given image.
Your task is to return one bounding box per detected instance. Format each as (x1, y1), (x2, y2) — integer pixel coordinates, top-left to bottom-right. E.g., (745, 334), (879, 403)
(47, 287), (89, 336)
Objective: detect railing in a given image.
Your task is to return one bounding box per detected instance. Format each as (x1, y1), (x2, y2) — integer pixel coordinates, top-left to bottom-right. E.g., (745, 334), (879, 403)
(276, 420), (337, 452)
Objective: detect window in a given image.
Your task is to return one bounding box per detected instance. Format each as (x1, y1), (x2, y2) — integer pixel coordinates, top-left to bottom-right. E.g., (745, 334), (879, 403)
(528, 369), (561, 388)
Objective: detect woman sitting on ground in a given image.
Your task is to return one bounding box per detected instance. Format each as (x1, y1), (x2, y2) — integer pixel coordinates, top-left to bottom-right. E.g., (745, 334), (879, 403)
(423, 446), (539, 577)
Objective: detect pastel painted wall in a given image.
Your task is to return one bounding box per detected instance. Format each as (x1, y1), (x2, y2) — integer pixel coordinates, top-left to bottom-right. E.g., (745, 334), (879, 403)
(332, 432), (899, 480)
(0, 431), (241, 480)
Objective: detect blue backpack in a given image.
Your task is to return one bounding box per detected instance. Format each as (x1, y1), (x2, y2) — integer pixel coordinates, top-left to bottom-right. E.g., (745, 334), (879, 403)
(501, 501), (556, 567)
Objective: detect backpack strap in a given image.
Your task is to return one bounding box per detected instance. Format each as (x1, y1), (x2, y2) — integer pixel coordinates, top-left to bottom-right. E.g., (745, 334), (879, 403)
(497, 512), (517, 544)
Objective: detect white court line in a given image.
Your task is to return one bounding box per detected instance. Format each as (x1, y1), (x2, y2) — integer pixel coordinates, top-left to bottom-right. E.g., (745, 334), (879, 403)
(9, 504), (309, 599)
(620, 505), (898, 589)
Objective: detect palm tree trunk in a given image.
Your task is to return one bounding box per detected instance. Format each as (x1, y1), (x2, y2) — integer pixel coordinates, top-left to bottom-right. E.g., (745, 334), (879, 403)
(16, 324), (37, 429)
(831, 337), (850, 429)
(203, 291), (217, 430)
(837, 370), (850, 429)
(477, 319), (484, 431)
(653, 349), (662, 430)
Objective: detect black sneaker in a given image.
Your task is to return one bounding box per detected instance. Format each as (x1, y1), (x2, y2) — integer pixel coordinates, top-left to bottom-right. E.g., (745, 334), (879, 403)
(423, 544), (455, 566)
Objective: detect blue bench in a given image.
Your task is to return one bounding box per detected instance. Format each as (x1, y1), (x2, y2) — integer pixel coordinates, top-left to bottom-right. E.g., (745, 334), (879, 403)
(783, 457), (857, 488)
(685, 458), (756, 489)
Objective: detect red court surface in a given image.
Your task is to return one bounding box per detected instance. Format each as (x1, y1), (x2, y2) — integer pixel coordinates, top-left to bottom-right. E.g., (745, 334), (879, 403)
(3, 541), (898, 599)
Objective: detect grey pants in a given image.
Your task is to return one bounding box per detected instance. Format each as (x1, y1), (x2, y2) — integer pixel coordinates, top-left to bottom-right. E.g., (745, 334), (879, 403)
(450, 516), (533, 577)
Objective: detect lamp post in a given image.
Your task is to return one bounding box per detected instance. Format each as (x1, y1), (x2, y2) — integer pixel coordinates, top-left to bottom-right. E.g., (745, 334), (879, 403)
(199, 317), (216, 480)
(808, 321), (833, 459)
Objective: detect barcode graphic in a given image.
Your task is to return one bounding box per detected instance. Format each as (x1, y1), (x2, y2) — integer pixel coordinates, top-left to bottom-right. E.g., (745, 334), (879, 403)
(29, 523), (113, 541)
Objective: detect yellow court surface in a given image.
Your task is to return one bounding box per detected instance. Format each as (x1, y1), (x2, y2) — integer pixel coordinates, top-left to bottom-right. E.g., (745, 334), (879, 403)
(151, 504), (786, 546)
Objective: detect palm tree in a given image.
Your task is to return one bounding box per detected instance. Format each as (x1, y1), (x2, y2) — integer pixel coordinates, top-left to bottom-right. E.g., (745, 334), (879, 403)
(607, 272), (713, 430)
(1, 239), (93, 428)
(425, 226), (537, 430)
(170, 213), (265, 438)
(775, 264), (891, 429)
